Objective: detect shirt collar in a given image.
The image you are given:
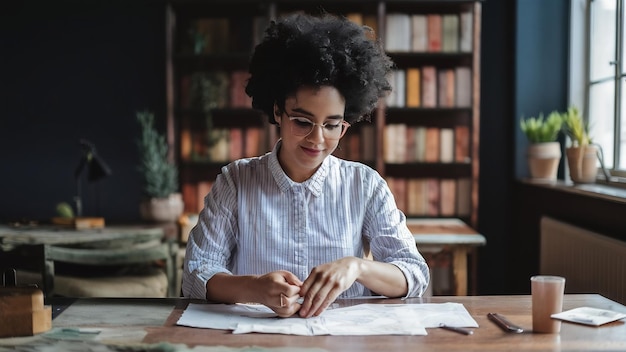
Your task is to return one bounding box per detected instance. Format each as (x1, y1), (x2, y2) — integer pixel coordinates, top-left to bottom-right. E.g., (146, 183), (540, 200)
(268, 139), (329, 197)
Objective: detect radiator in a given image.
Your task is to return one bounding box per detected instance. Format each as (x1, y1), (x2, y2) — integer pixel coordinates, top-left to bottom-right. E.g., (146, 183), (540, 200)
(540, 216), (626, 304)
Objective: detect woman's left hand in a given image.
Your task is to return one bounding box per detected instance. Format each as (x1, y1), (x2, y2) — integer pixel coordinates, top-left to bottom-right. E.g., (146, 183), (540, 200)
(297, 256), (362, 318)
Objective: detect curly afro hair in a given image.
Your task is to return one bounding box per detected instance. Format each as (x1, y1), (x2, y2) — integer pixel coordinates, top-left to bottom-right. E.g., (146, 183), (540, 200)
(245, 13), (394, 125)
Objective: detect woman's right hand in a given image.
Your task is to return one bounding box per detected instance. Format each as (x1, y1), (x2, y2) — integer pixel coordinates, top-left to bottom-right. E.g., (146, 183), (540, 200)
(254, 270), (303, 317)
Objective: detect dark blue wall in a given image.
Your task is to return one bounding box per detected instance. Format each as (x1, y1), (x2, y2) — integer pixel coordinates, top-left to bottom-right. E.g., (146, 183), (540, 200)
(514, 0), (569, 179)
(0, 0), (166, 222)
(0, 0), (572, 295)
(507, 0), (570, 294)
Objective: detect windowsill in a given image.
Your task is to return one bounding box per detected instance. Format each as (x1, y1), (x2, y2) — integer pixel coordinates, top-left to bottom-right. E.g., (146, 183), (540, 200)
(520, 179), (626, 205)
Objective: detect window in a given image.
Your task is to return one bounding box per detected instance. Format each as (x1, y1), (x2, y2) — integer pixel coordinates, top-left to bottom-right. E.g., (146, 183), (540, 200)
(579, 0), (626, 178)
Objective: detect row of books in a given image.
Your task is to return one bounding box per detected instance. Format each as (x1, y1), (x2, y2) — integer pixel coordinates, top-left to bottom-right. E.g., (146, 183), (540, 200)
(386, 66), (471, 108)
(332, 125), (376, 162)
(179, 66), (471, 111)
(181, 121), (469, 165)
(386, 177), (472, 217)
(179, 127), (268, 162)
(185, 11), (473, 55)
(384, 124), (470, 164)
(179, 70), (252, 110)
(384, 12), (473, 53)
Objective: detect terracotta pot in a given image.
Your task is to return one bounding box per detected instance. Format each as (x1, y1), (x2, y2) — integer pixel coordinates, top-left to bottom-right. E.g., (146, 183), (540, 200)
(139, 193), (184, 222)
(527, 142), (561, 182)
(566, 145), (599, 184)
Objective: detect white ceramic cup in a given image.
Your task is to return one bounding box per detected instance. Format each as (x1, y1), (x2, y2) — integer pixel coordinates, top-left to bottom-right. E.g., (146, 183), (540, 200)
(531, 275), (566, 333)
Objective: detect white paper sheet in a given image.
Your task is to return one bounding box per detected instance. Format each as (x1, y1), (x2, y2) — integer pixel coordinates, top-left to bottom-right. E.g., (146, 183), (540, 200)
(176, 302), (478, 336)
(551, 307), (626, 326)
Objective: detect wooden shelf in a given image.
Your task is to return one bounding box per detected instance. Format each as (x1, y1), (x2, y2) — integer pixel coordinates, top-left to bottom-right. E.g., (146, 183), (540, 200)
(385, 107), (471, 127)
(385, 162), (472, 178)
(179, 162), (227, 183)
(388, 52), (473, 68)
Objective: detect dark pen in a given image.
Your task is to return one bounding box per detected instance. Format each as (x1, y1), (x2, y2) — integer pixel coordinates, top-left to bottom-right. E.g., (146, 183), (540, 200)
(487, 313), (524, 333)
(439, 323), (474, 335)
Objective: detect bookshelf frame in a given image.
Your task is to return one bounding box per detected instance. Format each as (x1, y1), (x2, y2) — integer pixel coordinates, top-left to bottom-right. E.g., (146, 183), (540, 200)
(165, 0), (481, 228)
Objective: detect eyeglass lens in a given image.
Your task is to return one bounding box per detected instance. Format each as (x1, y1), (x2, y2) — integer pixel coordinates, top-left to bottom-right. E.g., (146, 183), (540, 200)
(289, 117), (346, 139)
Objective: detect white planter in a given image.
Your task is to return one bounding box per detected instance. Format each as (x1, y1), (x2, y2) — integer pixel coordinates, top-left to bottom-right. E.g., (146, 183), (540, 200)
(527, 142), (561, 182)
(139, 193), (184, 223)
(566, 145), (598, 184)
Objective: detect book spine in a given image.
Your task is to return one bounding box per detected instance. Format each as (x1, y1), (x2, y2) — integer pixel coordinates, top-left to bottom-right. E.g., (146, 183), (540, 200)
(421, 66), (437, 108)
(427, 14), (442, 52)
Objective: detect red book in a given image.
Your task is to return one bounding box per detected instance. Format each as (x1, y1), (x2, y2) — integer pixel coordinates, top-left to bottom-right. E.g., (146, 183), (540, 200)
(182, 183), (198, 213)
(386, 177), (407, 213)
(425, 127), (440, 162)
(426, 178), (440, 216)
(427, 14), (442, 52)
(455, 125), (470, 163)
(421, 66), (437, 108)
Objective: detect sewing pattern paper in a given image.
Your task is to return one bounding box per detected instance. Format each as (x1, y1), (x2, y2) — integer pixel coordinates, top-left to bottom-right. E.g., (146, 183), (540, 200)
(176, 302), (478, 336)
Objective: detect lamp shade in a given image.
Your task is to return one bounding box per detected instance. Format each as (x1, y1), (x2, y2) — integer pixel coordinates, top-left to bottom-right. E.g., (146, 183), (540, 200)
(74, 139), (112, 181)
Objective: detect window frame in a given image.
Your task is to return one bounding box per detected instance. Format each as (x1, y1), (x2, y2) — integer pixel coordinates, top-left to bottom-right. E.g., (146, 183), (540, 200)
(572, 0), (626, 181)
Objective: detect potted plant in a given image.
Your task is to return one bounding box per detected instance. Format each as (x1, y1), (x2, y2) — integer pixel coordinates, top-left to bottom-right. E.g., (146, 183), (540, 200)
(562, 106), (598, 183)
(520, 111), (563, 182)
(136, 111), (184, 222)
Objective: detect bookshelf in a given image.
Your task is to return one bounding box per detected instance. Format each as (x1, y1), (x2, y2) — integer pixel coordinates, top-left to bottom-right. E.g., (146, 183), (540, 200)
(165, 0), (481, 228)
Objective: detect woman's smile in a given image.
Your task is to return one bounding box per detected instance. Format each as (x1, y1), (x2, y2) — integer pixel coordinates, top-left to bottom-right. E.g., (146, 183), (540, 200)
(300, 145), (324, 157)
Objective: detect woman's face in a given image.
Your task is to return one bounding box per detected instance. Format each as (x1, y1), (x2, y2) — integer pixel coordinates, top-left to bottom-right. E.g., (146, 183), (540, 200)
(274, 85), (347, 182)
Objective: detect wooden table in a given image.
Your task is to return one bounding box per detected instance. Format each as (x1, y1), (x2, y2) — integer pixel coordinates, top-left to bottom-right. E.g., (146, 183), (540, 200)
(0, 225), (176, 296)
(407, 218), (486, 296)
(1, 294), (624, 351)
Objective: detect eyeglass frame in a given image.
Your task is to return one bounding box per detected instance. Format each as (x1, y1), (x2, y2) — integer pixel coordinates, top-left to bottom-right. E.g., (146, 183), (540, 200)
(285, 115), (351, 140)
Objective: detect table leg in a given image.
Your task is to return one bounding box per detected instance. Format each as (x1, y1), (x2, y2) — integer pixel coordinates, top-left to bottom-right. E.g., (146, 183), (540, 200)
(452, 248), (468, 296)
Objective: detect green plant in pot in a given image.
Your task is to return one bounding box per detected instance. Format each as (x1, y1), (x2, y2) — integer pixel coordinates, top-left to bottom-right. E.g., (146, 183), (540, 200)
(136, 111), (183, 222)
(561, 106), (598, 183)
(520, 111), (563, 182)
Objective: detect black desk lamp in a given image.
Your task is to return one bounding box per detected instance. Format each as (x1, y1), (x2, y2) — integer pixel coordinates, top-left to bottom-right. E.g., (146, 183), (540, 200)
(74, 139), (112, 217)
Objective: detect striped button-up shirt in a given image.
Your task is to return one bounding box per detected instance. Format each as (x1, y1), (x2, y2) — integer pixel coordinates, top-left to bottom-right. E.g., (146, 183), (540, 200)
(183, 141), (429, 299)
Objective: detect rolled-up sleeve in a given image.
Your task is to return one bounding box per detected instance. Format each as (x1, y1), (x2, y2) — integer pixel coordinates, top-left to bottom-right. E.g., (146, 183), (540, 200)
(364, 178), (430, 298)
(182, 168), (238, 300)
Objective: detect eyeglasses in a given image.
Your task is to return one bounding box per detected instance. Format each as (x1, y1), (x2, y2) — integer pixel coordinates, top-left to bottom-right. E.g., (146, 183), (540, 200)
(287, 116), (350, 140)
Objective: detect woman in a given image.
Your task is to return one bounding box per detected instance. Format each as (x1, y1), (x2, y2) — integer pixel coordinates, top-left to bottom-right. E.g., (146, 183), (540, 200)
(183, 13), (429, 318)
